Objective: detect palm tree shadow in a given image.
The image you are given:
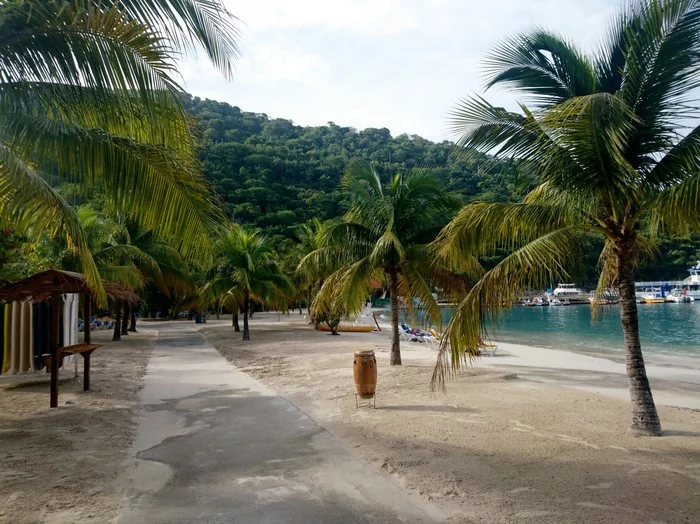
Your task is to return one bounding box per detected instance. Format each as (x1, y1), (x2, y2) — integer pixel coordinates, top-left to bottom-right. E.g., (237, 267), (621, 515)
(660, 429), (700, 437)
(376, 405), (477, 413)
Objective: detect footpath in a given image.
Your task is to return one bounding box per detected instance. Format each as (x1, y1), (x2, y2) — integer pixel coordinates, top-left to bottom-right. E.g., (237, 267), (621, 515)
(118, 322), (444, 523)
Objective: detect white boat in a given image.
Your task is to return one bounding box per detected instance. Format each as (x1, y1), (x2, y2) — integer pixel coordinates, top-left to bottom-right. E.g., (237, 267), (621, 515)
(588, 289), (620, 305)
(635, 261), (700, 301)
(682, 261), (700, 299)
(668, 289), (695, 303)
(551, 284), (589, 305)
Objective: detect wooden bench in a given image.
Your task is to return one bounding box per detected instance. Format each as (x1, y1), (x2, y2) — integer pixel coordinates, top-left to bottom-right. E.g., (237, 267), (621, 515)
(42, 343), (102, 391)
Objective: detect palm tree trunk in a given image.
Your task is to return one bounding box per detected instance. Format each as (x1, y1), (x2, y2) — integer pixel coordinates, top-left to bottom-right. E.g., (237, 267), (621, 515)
(113, 301), (122, 341)
(128, 310), (137, 332)
(242, 290), (250, 341)
(233, 309), (240, 332)
(617, 245), (661, 435)
(121, 304), (129, 335)
(307, 285), (312, 320)
(388, 268), (402, 365)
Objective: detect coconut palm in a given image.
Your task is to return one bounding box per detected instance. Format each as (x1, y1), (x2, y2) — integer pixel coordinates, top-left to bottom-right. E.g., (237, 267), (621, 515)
(207, 225), (292, 341)
(0, 0), (239, 300)
(303, 162), (466, 365)
(294, 218), (334, 316)
(434, 0), (700, 435)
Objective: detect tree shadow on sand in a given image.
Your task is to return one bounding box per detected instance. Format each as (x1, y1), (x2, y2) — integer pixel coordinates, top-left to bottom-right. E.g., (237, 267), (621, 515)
(376, 404), (477, 413)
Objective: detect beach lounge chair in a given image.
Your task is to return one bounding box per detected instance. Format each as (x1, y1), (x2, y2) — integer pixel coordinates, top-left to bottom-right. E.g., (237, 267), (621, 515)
(479, 341), (498, 356)
(401, 323), (435, 346)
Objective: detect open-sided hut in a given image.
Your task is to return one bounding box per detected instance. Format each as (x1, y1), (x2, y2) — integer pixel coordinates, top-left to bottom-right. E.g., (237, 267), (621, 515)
(0, 270), (139, 407)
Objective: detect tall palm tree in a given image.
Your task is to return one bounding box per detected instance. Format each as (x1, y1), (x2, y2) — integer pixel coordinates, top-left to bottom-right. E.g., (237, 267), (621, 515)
(303, 163), (466, 365)
(0, 0), (239, 301)
(208, 225), (292, 341)
(434, 0), (700, 436)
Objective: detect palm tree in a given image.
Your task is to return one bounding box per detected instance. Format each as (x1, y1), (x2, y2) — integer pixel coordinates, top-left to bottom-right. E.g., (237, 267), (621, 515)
(434, 0), (700, 436)
(304, 163), (465, 365)
(208, 225), (292, 341)
(294, 218), (333, 317)
(0, 0), (239, 301)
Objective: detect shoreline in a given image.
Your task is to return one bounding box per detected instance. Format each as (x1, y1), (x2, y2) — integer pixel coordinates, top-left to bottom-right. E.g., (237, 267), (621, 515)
(371, 303), (700, 363)
(367, 311), (700, 409)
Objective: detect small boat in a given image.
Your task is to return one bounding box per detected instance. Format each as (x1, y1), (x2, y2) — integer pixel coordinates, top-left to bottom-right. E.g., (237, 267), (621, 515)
(640, 288), (666, 303)
(668, 289), (695, 303)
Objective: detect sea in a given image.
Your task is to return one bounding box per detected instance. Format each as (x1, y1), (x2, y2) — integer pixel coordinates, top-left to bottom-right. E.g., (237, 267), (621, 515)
(388, 303), (700, 359)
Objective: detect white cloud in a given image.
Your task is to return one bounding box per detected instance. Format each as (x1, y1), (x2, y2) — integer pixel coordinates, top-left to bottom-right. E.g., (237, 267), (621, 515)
(248, 41), (330, 87)
(182, 1), (621, 141)
(228, 0), (419, 36)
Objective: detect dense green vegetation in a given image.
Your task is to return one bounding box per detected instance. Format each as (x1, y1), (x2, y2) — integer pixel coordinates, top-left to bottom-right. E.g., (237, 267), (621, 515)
(183, 95), (700, 283)
(0, 0), (239, 301)
(183, 96), (532, 239)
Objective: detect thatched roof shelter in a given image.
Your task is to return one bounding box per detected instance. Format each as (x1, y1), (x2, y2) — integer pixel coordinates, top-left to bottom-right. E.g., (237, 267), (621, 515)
(0, 270), (139, 408)
(0, 269), (140, 304)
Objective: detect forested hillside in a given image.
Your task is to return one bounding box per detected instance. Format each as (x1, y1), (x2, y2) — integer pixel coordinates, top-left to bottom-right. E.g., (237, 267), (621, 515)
(183, 95), (530, 239)
(183, 95), (700, 283)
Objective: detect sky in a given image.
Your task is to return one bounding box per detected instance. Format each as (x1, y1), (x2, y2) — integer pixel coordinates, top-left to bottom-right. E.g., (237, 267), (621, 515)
(180, 0), (618, 143)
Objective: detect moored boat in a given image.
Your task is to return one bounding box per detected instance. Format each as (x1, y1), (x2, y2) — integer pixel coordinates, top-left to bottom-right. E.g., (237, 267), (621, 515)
(588, 289), (620, 305)
(668, 289), (695, 303)
(551, 284), (589, 305)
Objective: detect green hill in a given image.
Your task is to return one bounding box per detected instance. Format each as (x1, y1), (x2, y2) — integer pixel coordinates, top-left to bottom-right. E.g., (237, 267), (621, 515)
(183, 95), (530, 240)
(183, 95), (700, 282)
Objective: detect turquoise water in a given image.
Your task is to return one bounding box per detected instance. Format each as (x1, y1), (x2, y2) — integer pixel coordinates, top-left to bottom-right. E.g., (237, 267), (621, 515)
(391, 303), (700, 358)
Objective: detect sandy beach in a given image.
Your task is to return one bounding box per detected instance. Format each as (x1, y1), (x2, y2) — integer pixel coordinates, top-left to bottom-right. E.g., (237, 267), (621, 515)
(1, 312), (698, 523)
(203, 312), (700, 523)
(0, 328), (155, 524)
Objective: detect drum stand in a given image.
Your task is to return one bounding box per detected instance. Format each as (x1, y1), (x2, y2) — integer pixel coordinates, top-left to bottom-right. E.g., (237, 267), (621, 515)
(355, 393), (376, 409)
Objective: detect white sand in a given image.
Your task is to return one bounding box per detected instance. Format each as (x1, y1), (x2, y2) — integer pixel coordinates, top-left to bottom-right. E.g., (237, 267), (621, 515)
(0, 329), (155, 524)
(204, 313), (700, 523)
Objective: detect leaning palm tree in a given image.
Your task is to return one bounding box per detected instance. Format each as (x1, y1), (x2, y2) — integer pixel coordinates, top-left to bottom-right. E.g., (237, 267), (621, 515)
(208, 225), (292, 341)
(303, 162), (466, 365)
(434, 0), (700, 436)
(0, 0), (239, 300)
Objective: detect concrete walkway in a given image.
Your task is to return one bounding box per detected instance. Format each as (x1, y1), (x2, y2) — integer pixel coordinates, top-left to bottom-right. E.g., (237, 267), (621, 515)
(118, 323), (444, 523)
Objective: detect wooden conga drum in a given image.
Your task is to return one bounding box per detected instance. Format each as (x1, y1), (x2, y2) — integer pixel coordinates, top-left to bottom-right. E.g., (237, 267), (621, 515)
(353, 350), (377, 399)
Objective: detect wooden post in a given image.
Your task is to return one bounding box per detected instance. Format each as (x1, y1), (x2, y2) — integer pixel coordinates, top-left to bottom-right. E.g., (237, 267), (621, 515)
(83, 294), (91, 391)
(50, 293), (60, 408)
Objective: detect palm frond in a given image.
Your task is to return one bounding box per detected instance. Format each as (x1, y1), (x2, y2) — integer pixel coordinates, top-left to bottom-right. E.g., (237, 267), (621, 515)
(647, 171), (700, 234)
(432, 227), (586, 391)
(433, 201), (577, 264)
(483, 29), (597, 105)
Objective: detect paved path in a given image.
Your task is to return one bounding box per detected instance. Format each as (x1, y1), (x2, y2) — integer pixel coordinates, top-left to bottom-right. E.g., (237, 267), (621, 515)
(118, 323), (444, 523)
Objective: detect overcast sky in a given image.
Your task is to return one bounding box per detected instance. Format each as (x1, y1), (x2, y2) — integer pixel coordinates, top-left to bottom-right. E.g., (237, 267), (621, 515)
(180, 1), (618, 142)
